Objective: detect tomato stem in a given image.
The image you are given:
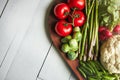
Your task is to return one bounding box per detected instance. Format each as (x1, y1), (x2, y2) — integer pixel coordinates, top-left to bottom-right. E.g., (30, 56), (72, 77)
(67, 23), (73, 25)
(72, 8), (77, 16)
(64, 12), (69, 16)
(68, 14), (73, 18)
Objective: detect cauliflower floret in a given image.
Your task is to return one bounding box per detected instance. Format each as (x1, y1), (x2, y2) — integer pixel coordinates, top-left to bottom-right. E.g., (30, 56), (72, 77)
(100, 35), (120, 74)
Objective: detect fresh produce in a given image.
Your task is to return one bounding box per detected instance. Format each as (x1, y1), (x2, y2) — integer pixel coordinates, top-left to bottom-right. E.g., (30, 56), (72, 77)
(52, 0), (120, 79)
(61, 43), (71, 53)
(67, 51), (78, 60)
(54, 3), (70, 19)
(69, 39), (78, 51)
(61, 35), (72, 43)
(73, 32), (82, 41)
(78, 61), (120, 80)
(73, 26), (80, 32)
(68, 10), (86, 27)
(54, 0), (85, 60)
(67, 0), (85, 10)
(55, 20), (72, 37)
(79, 0), (99, 60)
(98, 0), (120, 41)
(60, 27), (81, 60)
(99, 28), (112, 40)
(102, 30), (113, 38)
(98, 26), (107, 32)
(99, 0), (120, 31)
(100, 35), (120, 74)
(113, 25), (120, 34)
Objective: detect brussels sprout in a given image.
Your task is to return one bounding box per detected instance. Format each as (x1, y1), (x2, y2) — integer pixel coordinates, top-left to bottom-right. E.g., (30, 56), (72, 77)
(61, 35), (72, 43)
(61, 43), (70, 53)
(73, 32), (82, 41)
(73, 27), (80, 32)
(67, 51), (78, 60)
(69, 39), (78, 51)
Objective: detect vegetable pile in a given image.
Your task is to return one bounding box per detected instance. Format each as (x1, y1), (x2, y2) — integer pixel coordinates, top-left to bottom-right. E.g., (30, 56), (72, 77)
(99, 0), (120, 31)
(54, 0), (85, 60)
(53, 0), (120, 80)
(78, 61), (120, 80)
(100, 35), (120, 74)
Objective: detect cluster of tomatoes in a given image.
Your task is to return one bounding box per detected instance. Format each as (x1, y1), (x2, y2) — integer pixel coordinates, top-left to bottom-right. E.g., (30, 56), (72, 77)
(54, 0), (86, 37)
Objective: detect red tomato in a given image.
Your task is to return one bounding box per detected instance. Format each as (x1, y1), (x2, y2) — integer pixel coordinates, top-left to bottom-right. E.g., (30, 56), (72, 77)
(54, 3), (70, 19)
(55, 20), (72, 37)
(68, 0), (85, 10)
(68, 10), (85, 27)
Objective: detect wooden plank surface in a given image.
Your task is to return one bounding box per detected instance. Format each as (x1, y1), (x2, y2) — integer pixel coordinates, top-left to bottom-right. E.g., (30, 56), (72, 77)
(38, 45), (71, 80)
(0, 0), (8, 18)
(0, 0), (42, 80)
(37, 77), (43, 80)
(0, 0), (9, 66)
(4, 0), (53, 79)
(0, 0), (78, 80)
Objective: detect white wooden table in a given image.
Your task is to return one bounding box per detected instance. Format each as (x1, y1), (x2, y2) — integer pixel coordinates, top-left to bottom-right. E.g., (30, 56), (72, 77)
(0, 0), (77, 80)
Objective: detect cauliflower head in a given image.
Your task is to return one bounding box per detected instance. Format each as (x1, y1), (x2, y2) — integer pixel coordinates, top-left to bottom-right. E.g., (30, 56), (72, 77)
(100, 35), (120, 74)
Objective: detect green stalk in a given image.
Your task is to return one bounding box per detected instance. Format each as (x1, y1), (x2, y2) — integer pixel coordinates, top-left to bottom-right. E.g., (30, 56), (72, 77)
(88, 4), (95, 61)
(83, 40), (88, 61)
(80, 0), (95, 60)
(85, 0), (88, 14)
(88, 0), (99, 60)
(94, 0), (99, 60)
(78, 40), (81, 54)
(80, 25), (87, 60)
(94, 35), (99, 60)
(89, 4), (94, 46)
(88, 22), (95, 60)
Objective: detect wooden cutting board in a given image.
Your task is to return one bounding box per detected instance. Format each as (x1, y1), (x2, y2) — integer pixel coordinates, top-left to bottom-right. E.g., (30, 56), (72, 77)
(47, 0), (84, 80)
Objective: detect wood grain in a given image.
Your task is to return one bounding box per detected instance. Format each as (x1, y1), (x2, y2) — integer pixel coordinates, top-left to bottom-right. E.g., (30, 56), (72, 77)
(0, 0), (42, 80)
(0, 0), (8, 18)
(48, 1), (84, 80)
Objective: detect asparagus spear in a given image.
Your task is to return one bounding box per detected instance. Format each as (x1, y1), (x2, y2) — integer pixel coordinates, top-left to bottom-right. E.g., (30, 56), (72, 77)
(94, 0), (99, 60)
(80, 0), (95, 60)
(88, 0), (99, 60)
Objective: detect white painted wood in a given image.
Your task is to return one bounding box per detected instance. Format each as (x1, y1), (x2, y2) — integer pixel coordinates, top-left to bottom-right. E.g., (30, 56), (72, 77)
(3, 0), (53, 80)
(70, 74), (77, 80)
(0, 0), (7, 16)
(0, 0), (44, 80)
(0, 0), (8, 65)
(0, 0), (75, 80)
(39, 46), (71, 80)
(37, 77), (44, 80)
